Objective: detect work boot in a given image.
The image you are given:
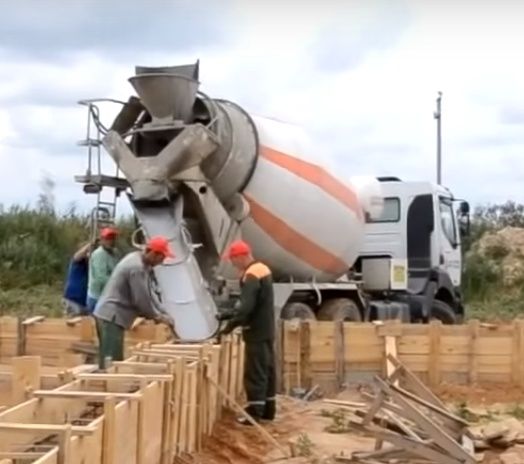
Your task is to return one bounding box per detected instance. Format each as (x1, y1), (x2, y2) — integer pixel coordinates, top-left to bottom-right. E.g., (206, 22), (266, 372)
(236, 405), (263, 426)
(262, 399), (276, 421)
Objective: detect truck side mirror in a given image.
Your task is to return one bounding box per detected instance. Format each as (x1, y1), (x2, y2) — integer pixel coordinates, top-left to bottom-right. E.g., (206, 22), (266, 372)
(459, 201), (470, 215)
(457, 201), (471, 237)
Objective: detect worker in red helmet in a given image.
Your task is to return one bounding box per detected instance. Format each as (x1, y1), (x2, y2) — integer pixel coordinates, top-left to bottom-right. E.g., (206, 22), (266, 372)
(87, 227), (120, 313)
(93, 236), (176, 370)
(220, 239), (277, 425)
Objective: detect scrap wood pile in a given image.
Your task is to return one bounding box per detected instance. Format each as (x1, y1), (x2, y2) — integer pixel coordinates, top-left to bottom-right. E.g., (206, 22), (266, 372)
(333, 355), (479, 464)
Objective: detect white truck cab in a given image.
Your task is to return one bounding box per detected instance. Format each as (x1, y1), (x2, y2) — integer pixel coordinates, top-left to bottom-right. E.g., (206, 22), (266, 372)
(355, 177), (470, 323)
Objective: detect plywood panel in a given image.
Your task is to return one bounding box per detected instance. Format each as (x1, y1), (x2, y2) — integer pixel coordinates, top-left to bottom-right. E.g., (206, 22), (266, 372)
(140, 381), (164, 463)
(69, 418), (104, 464)
(113, 400), (139, 464)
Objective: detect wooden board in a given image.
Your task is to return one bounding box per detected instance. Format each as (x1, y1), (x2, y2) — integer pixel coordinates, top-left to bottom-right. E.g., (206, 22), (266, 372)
(281, 319), (524, 389)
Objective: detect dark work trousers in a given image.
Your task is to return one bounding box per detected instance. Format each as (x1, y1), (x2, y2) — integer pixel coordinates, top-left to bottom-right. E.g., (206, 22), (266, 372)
(96, 317), (125, 370)
(244, 340), (277, 420)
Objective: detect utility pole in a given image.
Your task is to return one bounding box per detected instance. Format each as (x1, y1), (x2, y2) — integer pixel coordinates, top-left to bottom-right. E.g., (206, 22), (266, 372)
(433, 91), (442, 185)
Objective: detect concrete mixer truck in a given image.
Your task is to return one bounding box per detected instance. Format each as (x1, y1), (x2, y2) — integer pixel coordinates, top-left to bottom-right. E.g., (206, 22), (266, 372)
(75, 61), (471, 341)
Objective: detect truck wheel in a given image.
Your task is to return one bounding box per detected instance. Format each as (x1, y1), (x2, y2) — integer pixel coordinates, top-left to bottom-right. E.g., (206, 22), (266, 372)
(430, 300), (457, 325)
(317, 298), (362, 322)
(280, 302), (316, 320)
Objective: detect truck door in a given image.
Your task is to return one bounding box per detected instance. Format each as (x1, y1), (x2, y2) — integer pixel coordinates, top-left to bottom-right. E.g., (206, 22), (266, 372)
(437, 196), (461, 286)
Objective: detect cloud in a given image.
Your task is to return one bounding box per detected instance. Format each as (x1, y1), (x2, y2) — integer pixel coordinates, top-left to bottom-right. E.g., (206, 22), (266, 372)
(1, 0), (524, 216)
(0, 0), (233, 61)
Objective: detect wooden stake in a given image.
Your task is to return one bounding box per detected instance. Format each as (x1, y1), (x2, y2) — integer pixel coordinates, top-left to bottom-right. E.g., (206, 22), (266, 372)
(428, 320), (441, 387)
(102, 397), (117, 464)
(207, 375), (289, 458)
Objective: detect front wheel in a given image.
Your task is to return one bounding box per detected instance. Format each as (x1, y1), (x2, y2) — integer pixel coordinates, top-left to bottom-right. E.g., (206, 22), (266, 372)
(317, 298), (362, 322)
(430, 299), (457, 324)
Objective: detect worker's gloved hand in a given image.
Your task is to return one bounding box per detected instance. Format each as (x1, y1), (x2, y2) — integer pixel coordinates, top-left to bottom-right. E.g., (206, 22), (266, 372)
(216, 308), (235, 322)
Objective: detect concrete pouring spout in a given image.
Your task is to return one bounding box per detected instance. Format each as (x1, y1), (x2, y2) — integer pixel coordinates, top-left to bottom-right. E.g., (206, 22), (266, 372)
(128, 73), (199, 124)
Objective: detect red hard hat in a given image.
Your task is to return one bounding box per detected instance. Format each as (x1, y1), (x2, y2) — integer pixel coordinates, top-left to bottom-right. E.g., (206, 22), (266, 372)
(100, 227), (118, 239)
(146, 236), (175, 259)
(223, 240), (251, 260)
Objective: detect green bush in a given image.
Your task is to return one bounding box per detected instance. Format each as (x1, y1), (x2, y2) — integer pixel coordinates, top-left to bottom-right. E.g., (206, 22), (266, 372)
(462, 252), (502, 302)
(0, 205), (134, 290)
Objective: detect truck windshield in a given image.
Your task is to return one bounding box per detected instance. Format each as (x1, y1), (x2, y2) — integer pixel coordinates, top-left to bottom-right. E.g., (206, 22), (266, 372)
(366, 197), (400, 223)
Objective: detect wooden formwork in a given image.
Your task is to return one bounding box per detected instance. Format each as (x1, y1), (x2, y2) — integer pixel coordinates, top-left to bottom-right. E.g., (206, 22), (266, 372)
(0, 445), (60, 464)
(281, 319), (524, 392)
(0, 331), (245, 464)
(0, 316), (172, 366)
(0, 357), (97, 409)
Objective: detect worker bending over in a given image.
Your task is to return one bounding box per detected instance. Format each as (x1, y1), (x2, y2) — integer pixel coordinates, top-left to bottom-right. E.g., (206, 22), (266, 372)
(94, 236), (175, 369)
(220, 240), (276, 425)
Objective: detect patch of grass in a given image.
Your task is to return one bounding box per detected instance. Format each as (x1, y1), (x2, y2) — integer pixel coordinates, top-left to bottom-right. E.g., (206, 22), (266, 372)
(321, 408), (352, 434)
(508, 404), (524, 420)
(454, 402), (480, 422)
(0, 285), (64, 317)
(295, 433), (314, 457)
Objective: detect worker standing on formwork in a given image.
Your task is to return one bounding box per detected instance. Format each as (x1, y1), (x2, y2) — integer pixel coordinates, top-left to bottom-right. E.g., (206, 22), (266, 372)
(220, 240), (277, 425)
(93, 236), (175, 370)
(87, 227), (120, 313)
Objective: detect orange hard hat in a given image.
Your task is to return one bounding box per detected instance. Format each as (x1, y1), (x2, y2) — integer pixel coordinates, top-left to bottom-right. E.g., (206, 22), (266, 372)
(223, 240), (251, 260)
(146, 236), (175, 259)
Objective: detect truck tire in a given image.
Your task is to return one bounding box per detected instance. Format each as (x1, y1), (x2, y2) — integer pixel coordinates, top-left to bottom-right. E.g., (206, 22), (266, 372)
(430, 300), (457, 325)
(317, 298), (362, 322)
(280, 302), (316, 320)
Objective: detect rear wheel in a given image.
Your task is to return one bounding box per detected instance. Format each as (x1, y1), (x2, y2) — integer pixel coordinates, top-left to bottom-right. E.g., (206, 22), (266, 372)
(430, 299), (457, 324)
(317, 298), (362, 322)
(280, 302), (316, 320)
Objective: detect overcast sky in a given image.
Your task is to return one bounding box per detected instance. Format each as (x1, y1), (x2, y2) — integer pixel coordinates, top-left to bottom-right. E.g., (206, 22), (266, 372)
(1, 0), (523, 214)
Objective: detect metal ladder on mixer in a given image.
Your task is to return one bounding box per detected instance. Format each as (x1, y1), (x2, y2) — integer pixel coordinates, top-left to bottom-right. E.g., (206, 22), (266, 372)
(76, 100), (127, 241)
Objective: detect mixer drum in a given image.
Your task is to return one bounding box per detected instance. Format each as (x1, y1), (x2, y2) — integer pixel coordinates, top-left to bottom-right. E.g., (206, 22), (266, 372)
(239, 116), (365, 282)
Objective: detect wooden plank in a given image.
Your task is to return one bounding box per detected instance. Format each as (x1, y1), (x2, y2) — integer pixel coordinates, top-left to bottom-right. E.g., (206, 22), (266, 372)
(428, 321), (441, 387)
(11, 356), (41, 405)
(170, 357), (185, 458)
(102, 397), (117, 464)
(300, 321), (311, 390)
(334, 321), (345, 389)
(31, 390), (141, 401)
(513, 319), (524, 386)
(33, 447), (59, 464)
(384, 336), (398, 385)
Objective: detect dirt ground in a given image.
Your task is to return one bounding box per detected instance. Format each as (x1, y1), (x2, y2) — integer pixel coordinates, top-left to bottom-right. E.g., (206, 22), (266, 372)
(436, 382), (524, 406)
(184, 394), (375, 464)
(183, 385), (524, 464)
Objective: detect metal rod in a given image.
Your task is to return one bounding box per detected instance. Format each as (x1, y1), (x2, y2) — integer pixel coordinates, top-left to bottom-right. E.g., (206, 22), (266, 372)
(434, 91), (442, 185)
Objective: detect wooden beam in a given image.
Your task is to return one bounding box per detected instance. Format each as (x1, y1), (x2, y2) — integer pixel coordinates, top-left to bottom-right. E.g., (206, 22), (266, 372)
(0, 422), (96, 436)
(75, 373), (173, 382)
(30, 390), (141, 401)
(22, 316), (45, 326)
